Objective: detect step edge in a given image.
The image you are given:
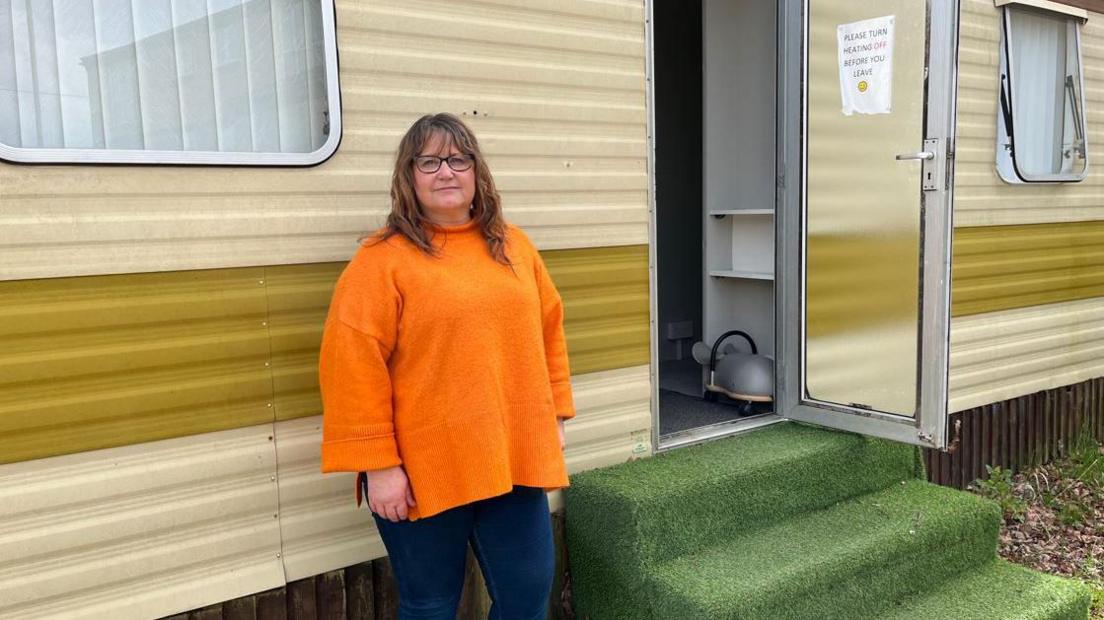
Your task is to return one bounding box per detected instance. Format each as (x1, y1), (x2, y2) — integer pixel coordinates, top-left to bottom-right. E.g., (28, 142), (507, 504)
(871, 558), (1093, 620)
(643, 483), (1003, 616)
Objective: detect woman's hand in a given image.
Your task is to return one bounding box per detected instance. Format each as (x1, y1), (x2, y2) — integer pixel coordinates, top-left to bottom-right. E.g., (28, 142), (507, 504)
(558, 419), (566, 451)
(367, 466), (417, 522)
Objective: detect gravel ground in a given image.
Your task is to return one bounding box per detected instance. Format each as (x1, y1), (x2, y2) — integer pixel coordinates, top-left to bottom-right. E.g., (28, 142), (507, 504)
(968, 440), (1104, 618)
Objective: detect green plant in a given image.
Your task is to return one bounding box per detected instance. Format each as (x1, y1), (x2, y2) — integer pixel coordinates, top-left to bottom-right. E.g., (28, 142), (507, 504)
(1090, 586), (1104, 620)
(1041, 490), (1062, 509)
(972, 465), (1028, 522)
(1066, 433), (1104, 490)
(1058, 501), (1088, 527)
(1079, 556), (1102, 581)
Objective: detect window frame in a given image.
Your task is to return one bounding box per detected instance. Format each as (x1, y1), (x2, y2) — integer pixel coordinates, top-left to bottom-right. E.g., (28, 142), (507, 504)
(997, 4), (1089, 184)
(0, 0), (342, 167)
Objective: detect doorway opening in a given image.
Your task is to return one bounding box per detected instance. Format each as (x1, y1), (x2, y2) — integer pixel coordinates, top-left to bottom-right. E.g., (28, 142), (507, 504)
(654, 0), (779, 447)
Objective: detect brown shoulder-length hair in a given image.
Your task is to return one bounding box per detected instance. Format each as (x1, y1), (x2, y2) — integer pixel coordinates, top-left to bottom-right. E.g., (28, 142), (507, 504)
(363, 113), (512, 267)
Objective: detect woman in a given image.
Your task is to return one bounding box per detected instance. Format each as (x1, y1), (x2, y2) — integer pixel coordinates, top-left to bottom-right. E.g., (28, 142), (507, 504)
(318, 113), (574, 619)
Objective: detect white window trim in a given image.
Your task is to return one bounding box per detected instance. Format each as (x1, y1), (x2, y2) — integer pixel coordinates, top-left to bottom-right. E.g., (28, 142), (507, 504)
(994, 0), (1088, 21)
(996, 4), (1089, 183)
(0, 1), (342, 167)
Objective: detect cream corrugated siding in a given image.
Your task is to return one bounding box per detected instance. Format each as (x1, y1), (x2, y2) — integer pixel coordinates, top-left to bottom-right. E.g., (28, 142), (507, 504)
(561, 364), (653, 471)
(949, 297), (1104, 412)
(0, 0), (648, 281)
(274, 417), (386, 582)
(954, 0), (1104, 227)
(0, 426), (283, 620)
(276, 364), (651, 581)
(948, 0), (1104, 413)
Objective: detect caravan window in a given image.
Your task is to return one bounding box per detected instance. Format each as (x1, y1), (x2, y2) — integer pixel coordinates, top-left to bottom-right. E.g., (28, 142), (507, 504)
(0, 0), (340, 166)
(997, 5), (1088, 183)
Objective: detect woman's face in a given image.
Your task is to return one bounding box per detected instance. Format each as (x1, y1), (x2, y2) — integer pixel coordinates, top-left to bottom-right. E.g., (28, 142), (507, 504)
(413, 133), (477, 225)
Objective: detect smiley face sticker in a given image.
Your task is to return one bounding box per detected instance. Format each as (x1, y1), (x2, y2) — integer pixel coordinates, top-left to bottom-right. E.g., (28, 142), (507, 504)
(857, 80), (869, 93)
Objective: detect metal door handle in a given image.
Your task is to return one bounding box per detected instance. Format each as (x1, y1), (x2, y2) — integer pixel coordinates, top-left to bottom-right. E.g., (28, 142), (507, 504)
(895, 151), (934, 161)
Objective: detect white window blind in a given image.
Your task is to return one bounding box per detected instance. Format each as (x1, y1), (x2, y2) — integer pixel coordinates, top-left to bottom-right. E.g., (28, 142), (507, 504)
(0, 0), (339, 164)
(997, 5), (1087, 182)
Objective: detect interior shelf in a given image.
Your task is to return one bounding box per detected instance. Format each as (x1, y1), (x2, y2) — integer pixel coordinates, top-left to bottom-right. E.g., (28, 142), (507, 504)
(708, 269), (774, 280)
(706, 212), (774, 279)
(708, 209), (774, 217)
(698, 0), (777, 362)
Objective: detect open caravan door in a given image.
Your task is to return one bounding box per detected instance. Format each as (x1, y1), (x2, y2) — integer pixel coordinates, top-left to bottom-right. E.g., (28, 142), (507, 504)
(777, 0), (958, 450)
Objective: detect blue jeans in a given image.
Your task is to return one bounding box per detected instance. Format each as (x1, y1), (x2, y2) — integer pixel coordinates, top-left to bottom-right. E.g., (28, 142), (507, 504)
(371, 486), (555, 620)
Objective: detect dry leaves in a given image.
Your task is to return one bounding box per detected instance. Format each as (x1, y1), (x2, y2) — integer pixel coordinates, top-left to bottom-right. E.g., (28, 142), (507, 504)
(971, 447), (1104, 618)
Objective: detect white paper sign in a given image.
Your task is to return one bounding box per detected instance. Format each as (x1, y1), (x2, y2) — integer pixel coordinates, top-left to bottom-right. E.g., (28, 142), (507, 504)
(837, 15), (895, 116)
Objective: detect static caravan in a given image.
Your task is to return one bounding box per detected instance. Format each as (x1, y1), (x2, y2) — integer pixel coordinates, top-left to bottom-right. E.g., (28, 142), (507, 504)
(0, 0), (1101, 618)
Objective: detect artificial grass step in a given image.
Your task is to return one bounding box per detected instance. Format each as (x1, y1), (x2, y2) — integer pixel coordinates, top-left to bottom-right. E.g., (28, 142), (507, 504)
(567, 423), (919, 619)
(566, 423), (916, 569)
(642, 480), (1001, 620)
(877, 558), (1091, 620)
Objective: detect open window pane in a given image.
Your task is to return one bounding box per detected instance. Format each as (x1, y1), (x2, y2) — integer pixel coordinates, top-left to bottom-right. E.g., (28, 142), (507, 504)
(0, 0), (339, 165)
(998, 6), (1087, 182)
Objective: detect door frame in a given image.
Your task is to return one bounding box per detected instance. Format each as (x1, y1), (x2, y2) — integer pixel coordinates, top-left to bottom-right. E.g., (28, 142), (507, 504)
(647, 0), (787, 452)
(776, 0), (959, 449)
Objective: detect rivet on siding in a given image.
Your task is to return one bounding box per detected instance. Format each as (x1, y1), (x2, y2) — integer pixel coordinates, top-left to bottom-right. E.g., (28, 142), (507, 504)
(258, 280), (265, 285)
(264, 361), (271, 367)
(267, 403), (273, 408)
(271, 476), (276, 482)
(268, 436), (274, 441)
(261, 321), (268, 327)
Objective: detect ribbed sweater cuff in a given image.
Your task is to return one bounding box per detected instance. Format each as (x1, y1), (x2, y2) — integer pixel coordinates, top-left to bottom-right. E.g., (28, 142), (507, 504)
(552, 382), (576, 420)
(320, 436), (402, 472)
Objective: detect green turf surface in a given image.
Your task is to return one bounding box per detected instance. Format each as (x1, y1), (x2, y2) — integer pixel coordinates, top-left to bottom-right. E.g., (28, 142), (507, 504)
(565, 422), (1090, 619)
(566, 423), (917, 618)
(878, 559), (1091, 620)
(567, 423), (916, 563)
(646, 480), (1000, 619)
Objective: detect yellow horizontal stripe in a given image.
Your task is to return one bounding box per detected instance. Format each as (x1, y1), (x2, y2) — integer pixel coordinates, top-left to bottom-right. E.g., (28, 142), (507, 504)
(548, 245), (651, 375)
(0, 268), (276, 465)
(953, 221), (1104, 316)
(0, 245), (651, 464)
(266, 263), (346, 423)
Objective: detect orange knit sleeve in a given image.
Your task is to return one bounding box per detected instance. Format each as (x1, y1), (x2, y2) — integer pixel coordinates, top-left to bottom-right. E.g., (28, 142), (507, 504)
(532, 241), (577, 420)
(318, 254), (403, 472)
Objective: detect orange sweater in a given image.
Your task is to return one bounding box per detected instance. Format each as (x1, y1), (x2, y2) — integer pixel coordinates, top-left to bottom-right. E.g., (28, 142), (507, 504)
(319, 219), (575, 520)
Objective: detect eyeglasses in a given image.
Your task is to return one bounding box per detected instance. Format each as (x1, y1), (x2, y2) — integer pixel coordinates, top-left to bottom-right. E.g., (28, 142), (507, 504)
(413, 154), (475, 174)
